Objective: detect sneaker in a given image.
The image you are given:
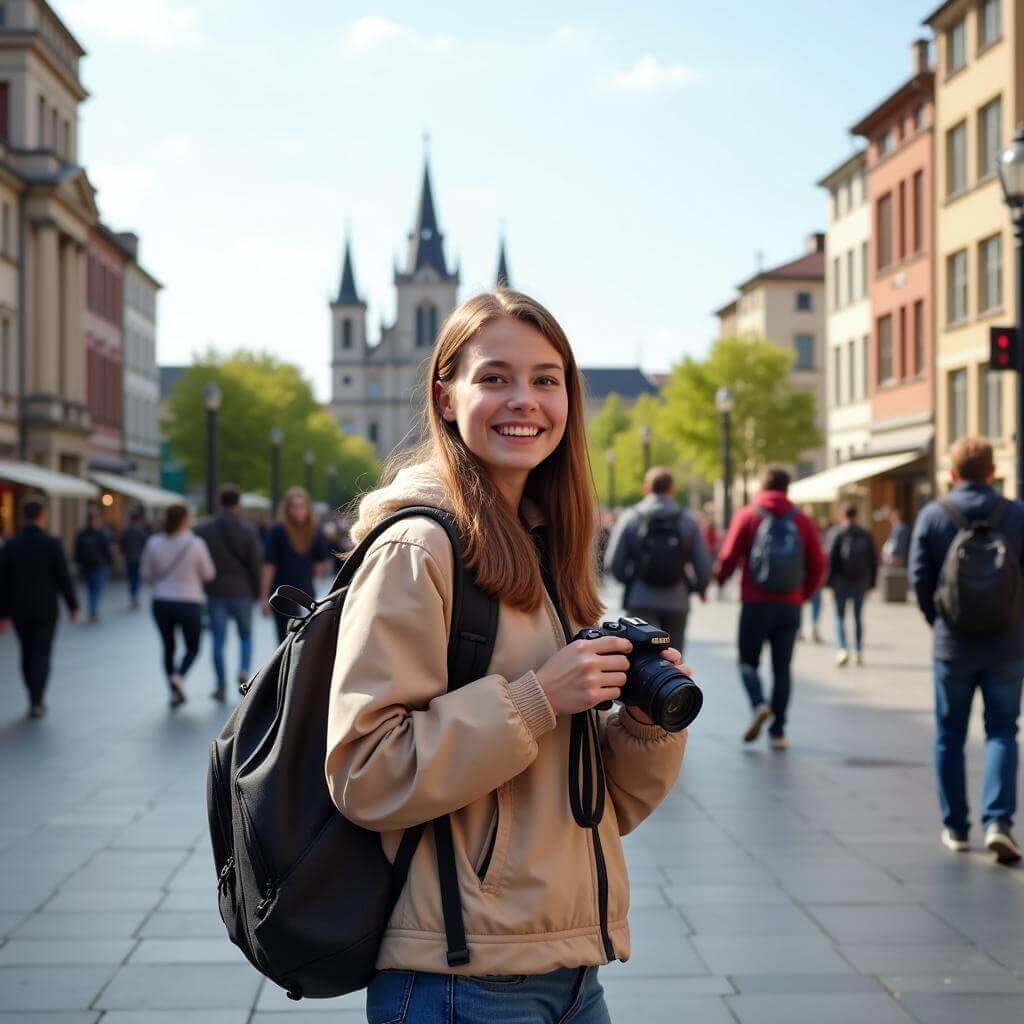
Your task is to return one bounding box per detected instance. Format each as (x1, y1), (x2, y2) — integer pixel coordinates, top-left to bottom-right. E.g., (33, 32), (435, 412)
(770, 735), (789, 751)
(836, 649), (849, 667)
(28, 703), (46, 719)
(985, 822), (1022, 864)
(941, 828), (970, 853)
(169, 676), (186, 708)
(743, 704), (773, 743)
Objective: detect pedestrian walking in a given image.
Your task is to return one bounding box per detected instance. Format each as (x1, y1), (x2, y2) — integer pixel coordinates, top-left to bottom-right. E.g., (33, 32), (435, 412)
(604, 467), (711, 652)
(0, 499), (78, 718)
(827, 504), (877, 667)
(327, 290), (686, 1020)
(74, 509), (112, 622)
(909, 436), (1024, 864)
(119, 509), (149, 610)
(882, 508), (911, 566)
(802, 517), (832, 643)
(140, 503), (216, 708)
(260, 487), (331, 644)
(196, 484), (262, 701)
(715, 465), (826, 749)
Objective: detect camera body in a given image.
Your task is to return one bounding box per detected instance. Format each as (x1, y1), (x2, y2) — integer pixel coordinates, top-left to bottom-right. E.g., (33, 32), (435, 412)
(575, 616), (702, 732)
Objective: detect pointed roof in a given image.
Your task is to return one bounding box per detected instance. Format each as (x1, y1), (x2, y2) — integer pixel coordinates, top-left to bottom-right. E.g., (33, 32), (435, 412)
(405, 159), (450, 277)
(334, 235), (362, 306)
(495, 235), (511, 289)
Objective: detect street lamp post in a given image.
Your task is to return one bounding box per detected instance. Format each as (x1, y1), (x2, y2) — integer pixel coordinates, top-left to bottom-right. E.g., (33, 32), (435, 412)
(997, 122), (1024, 499)
(715, 386), (735, 530)
(203, 382), (222, 516)
(605, 449), (617, 509)
(304, 449), (316, 499)
(640, 424), (652, 474)
(269, 427), (284, 512)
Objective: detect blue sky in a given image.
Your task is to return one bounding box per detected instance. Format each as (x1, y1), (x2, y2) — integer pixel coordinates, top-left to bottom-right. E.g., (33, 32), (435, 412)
(55, 0), (929, 400)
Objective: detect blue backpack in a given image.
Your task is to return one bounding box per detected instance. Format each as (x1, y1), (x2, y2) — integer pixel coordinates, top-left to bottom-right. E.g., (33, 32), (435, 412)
(749, 509), (805, 594)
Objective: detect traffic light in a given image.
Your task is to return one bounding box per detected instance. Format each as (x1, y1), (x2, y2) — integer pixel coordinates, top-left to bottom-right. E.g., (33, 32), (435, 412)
(990, 326), (1019, 372)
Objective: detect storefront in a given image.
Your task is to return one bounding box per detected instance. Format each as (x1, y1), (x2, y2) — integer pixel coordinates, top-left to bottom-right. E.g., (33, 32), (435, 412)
(0, 459), (100, 547)
(90, 471), (188, 530)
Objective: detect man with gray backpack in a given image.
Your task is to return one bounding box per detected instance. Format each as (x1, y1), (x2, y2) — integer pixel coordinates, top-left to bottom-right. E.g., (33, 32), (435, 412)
(909, 437), (1024, 864)
(715, 466), (826, 749)
(827, 504), (878, 667)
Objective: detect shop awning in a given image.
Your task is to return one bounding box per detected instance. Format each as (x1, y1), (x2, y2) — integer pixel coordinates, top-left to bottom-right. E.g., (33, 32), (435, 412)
(789, 451), (923, 505)
(91, 472), (185, 509)
(0, 459), (99, 498)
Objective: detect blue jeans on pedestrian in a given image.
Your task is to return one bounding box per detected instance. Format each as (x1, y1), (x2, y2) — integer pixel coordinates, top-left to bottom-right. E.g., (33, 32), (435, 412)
(126, 560), (142, 603)
(738, 602), (802, 737)
(933, 658), (1024, 832)
(84, 566), (108, 617)
(366, 966), (609, 1024)
(207, 596), (254, 688)
(833, 585), (867, 653)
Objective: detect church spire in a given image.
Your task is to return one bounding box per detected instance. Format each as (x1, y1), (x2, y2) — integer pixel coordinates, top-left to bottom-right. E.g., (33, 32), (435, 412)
(495, 230), (511, 289)
(405, 152), (450, 278)
(335, 233), (361, 305)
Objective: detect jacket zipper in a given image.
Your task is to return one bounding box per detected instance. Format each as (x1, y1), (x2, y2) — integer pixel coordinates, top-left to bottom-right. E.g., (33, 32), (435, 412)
(476, 804), (499, 881)
(589, 826), (615, 961)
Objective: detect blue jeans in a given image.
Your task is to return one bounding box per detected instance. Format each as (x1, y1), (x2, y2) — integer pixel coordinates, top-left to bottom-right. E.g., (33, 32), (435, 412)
(833, 585), (867, 653)
(207, 596), (254, 688)
(126, 561), (142, 603)
(809, 590), (822, 628)
(366, 967), (609, 1024)
(738, 602), (801, 737)
(933, 658), (1024, 831)
(84, 566), (108, 617)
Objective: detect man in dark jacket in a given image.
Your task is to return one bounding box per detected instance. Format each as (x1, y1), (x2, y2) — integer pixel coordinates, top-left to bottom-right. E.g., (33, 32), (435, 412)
(909, 437), (1024, 864)
(119, 509), (149, 610)
(715, 466), (826, 749)
(827, 504), (878, 667)
(0, 500), (79, 717)
(196, 484), (262, 700)
(74, 510), (112, 622)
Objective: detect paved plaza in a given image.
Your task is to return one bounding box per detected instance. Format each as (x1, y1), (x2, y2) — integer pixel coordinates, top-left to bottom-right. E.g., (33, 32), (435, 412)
(1, 579), (1023, 1023)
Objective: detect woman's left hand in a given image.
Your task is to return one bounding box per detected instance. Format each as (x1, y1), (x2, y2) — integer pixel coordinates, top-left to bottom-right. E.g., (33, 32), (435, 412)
(625, 648), (693, 726)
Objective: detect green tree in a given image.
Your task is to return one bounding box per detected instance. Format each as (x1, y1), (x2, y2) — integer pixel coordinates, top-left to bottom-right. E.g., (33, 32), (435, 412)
(165, 350), (378, 506)
(659, 336), (821, 492)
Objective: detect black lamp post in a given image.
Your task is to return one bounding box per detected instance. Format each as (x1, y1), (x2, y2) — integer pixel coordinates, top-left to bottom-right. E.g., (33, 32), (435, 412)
(716, 386), (735, 530)
(269, 426), (283, 512)
(327, 464), (339, 509)
(605, 448), (617, 509)
(640, 424), (652, 474)
(304, 448), (316, 498)
(203, 382), (222, 516)
(997, 122), (1024, 499)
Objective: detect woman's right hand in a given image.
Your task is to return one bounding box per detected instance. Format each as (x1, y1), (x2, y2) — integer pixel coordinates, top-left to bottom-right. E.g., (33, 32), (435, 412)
(535, 637), (632, 716)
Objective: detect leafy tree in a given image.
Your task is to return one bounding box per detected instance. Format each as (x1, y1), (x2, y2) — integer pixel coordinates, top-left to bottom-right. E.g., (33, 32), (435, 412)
(587, 393), (631, 453)
(165, 350), (378, 507)
(659, 336), (821, 491)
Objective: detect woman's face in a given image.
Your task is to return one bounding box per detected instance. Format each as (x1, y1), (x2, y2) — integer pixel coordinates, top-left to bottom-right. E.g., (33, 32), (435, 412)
(287, 495), (309, 524)
(436, 316), (569, 495)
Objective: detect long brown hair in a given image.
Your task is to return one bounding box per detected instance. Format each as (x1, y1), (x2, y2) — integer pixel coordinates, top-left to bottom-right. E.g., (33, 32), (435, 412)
(278, 486), (317, 556)
(381, 290), (601, 628)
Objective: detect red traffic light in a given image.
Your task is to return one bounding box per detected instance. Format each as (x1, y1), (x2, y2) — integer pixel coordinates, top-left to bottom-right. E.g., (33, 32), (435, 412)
(990, 327), (1019, 372)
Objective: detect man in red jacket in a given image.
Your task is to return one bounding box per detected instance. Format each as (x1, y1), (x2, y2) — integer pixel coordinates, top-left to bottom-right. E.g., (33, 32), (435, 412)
(715, 466), (826, 749)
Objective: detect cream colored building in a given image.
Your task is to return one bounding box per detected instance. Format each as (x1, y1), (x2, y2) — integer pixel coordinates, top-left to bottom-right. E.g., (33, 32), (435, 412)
(925, 0), (1023, 494)
(713, 233), (828, 477)
(817, 151), (872, 465)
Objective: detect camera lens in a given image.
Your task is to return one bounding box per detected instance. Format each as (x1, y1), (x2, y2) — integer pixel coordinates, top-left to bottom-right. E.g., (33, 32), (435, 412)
(626, 657), (703, 732)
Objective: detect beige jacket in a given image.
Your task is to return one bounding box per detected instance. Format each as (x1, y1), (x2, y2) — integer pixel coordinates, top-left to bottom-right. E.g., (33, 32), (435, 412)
(325, 464), (687, 975)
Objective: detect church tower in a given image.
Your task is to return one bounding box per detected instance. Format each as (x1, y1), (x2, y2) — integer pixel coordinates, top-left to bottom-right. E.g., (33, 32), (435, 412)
(495, 233), (512, 289)
(328, 236), (368, 439)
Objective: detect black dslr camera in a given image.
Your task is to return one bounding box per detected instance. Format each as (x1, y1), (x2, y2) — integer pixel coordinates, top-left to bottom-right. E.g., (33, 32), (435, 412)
(574, 617), (703, 733)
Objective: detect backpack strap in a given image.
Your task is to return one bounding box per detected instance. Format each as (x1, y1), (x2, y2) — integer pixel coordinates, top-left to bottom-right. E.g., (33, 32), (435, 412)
(941, 500), (970, 531)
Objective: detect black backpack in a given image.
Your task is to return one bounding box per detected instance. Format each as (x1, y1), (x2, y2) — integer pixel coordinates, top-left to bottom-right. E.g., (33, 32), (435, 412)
(206, 507), (499, 1000)
(634, 508), (689, 588)
(838, 526), (873, 586)
(935, 499), (1022, 636)
(748, 509), (804, 594)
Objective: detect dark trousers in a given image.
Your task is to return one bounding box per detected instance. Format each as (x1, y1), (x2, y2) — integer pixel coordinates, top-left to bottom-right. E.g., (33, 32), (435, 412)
(152, 599), (203, 681)
(13, 618), (57, 706)
(738, 601), (801, 736)
(126, 561), (142, 603)
(626, 606), (689, 654)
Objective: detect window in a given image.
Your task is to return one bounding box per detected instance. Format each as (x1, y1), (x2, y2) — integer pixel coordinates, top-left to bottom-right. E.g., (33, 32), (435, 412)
(367, 378), (382, 399)
(913, 300), (925, 377)
(847, 339), (856, 404)
(860, 242), (868, 294)
(49, 108), (56, 150)
(913, 105), (924, 131)
(62, 120), (69, 159)
(878, 315), (894, 384)
(37, 96), (44, 148)
(341, 319), (352, 349)
(898, 180), (907, 260)
(846, 250), (855, 305)
(878, 131), (892, 156)
(947, 19), (966, 73)
(0, 82), (8, 142)
(948, 369), (968, 442)
(979, 234), (1003, 313)
(795, 291), (812, 312)
(978, 97), (1002, 178)
(946, 121), (967, 196)
(429, 305), (438, 343)
(368, 421), (379, 444)
(793, 333), (814, 370)
(0, 319), (9, 394)
(832, 258), (840, 309)
(979, 0), (1002, 49)
(980, 367), (1003, 438)
(0, 6), (6, 27)
(947, 249), (968, 324)
(862, 335), (869, 399)
(898, 306), (907, 380)
(1, 202), (8, 257)
(912, 170), (924, 253)
(833, 347), (842, 406)
(416, 304), (437, 346)
(342, 374), (351, 386)
(877, 194), (893, 269)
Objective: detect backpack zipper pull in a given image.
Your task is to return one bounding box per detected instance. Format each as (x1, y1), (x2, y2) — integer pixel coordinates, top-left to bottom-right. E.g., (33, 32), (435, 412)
(255, 881), (275, 919)
(217, 857), (234, 891)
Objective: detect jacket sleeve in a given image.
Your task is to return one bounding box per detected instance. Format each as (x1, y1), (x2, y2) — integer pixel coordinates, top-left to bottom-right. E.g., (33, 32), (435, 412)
(686, 515), (712, 596)
(195, 538), (216, 583)
(909, 508), (937, 624)
(603, 511), (634, 584)
(602, 709), (686, 836)
(715, 510), (749, 583)
(826, 530), (841, 588)
(326, 533), (557, 832)
(52, 541), (78, 613)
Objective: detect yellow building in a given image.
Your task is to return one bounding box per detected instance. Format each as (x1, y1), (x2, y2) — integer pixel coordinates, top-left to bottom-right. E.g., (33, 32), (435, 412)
(925, 0), (1023, 494)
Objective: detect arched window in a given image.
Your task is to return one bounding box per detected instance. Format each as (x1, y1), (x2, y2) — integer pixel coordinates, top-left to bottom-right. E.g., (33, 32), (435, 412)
(429, 305), (437, 343)
(342, 320), (352, 349)
(416, 306), (425, 347)
(416, 304), (438, 347)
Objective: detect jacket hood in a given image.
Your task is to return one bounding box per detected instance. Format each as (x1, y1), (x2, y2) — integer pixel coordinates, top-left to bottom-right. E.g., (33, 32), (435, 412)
(351, 463), (454, 545)
(755, 489), (794, 516)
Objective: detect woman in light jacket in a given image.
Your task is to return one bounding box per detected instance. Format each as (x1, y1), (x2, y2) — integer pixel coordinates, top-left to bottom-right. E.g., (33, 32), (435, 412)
(140, 503), (215, 707)
(326, 291), (688, 1023)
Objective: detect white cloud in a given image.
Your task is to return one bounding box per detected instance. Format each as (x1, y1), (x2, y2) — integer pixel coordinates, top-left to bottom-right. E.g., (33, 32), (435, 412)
(340, 16), (450, 57)
(554, 25), (579, 44)
(60, 0), (203, 48)
(609, 56), (695, 94)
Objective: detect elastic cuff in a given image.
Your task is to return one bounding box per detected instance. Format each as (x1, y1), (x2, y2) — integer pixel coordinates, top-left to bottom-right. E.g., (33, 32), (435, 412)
(619, 707), (674, 742)
(505, 670), (557, 740)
